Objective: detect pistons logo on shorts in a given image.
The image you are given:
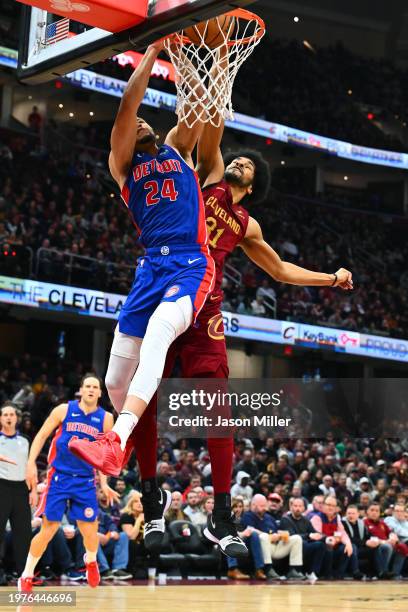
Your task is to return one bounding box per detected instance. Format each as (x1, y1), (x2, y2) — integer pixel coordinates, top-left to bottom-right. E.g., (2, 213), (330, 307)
(164, 285), (180, 298)
(84, 507), (95, 519)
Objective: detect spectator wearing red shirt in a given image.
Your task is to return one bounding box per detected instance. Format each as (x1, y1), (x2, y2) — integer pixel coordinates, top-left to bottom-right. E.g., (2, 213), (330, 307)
(364, 503), (403, 577)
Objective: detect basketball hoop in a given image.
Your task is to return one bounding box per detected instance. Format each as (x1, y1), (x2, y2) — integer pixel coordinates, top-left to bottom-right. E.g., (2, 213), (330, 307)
(164, 8), (265, 128)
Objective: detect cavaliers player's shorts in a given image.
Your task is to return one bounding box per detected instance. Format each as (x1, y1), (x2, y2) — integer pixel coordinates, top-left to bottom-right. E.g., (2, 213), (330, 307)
(118, 244), (214, 338)
(171, 297), (228, 378)
(35, 468), (98, 523)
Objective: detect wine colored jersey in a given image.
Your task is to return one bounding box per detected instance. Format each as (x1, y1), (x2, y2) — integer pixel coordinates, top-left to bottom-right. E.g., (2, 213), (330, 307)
(202, 179), (249, 296)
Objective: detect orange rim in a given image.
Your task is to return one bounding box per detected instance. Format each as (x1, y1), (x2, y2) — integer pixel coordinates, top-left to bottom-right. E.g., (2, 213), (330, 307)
(172, 8), (266, 48)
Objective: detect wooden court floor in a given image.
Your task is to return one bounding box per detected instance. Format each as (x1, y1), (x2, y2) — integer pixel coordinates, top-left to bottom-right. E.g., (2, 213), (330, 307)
(2, 583), (408, 612)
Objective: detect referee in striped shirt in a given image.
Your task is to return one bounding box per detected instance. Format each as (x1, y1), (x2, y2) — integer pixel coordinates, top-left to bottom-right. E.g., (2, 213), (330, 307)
(0, 402), (33, 583)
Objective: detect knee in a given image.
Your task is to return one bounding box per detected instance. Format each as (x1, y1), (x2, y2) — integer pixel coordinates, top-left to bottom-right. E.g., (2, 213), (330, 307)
(105, 368), (124, 394)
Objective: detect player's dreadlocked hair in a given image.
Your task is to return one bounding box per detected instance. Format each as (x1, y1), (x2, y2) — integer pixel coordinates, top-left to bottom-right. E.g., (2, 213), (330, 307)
(223, 149), (271, 205)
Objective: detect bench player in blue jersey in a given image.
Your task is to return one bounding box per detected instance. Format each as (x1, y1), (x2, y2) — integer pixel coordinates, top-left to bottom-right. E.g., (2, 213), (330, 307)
(18, 374), (118, 592)
(69, 40), (215, 483)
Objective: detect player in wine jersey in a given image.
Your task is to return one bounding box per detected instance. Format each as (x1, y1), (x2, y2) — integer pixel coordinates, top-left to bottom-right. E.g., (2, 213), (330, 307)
(124, 127), (353, 558)
(68, 40), (215, 477)
(18, 374), (117, 592)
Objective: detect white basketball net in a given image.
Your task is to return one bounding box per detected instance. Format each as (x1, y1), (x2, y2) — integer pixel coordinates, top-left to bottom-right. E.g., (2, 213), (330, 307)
(164, 11), (265, 128)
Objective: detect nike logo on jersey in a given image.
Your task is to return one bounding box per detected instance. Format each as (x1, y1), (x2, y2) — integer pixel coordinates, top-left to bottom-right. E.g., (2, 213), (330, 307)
(210, 295), (221, 301)
(71, 413), (81, 417)
(188, 258), (201, 264)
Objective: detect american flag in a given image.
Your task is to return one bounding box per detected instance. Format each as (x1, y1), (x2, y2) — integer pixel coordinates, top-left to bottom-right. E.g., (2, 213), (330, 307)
(45, 18), (70, 46)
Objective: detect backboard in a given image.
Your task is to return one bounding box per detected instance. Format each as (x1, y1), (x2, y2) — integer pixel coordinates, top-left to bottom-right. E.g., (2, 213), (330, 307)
(18, 0), (255, 84)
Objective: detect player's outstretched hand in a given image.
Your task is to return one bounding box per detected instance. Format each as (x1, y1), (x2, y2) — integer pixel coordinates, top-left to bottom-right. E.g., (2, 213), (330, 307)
(0, 454), (17, 465)
(148, 36), (168, 54)
(334, 268), (353, 290)
(101, 483), (120, 506)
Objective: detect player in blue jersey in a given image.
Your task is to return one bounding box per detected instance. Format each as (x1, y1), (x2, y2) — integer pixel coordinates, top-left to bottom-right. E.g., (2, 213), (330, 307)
(69, 40), (215, 483)
(18, 374), (118, 592)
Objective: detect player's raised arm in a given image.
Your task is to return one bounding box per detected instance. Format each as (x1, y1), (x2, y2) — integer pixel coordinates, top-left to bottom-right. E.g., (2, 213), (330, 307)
(164, 44), (207, 168)
(195, 46), (228, 186)
(240, 217), (354, 290)
(109, 40), (165, 188)
(25, 403), (68, 492)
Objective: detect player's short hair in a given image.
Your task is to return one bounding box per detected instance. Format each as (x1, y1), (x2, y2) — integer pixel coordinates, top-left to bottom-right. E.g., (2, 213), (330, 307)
(223, 149), (271, 205)
(80, 372), (102, 388)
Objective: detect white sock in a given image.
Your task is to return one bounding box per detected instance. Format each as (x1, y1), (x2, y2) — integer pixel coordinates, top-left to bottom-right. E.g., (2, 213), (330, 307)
(86, 550), (97, 563)
(113, 410), (139, 450)
(22, 553), (40, 578)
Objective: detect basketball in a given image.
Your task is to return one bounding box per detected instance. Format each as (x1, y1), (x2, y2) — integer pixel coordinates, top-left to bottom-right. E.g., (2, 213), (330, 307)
(184, 14), (235, 48)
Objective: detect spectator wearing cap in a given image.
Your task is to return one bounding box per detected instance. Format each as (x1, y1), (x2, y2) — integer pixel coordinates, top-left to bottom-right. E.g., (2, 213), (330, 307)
(255, 448), (269, 473)
(364, 502), (404, 577)
(372, 460), (387, 485)
(267, 493), (284, 525)
(306, 495), (324, 520)
(242, 494), (305, 580)
(319, 475), (336, 497)
(280, 497), (325, 581)
(393, 454), (408, 487)
(354, 477), (376, 503)
(231, 471), (253, 501)
(310, 495), (353, 579)
(346, 468), (361, 495)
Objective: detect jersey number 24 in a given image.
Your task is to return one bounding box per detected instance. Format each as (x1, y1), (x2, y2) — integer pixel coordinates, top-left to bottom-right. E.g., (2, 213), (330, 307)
(144, 179), (178, 206)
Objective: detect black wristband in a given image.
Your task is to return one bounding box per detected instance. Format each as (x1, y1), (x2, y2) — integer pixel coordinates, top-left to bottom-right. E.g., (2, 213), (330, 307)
(331, 273), (338, 287)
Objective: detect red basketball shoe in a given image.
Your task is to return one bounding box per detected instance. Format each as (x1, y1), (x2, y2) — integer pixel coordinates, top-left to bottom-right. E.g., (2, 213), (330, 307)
(68, 432), (124, 477)
(84, 556), (100, 588)
(17, 576), (33, 592)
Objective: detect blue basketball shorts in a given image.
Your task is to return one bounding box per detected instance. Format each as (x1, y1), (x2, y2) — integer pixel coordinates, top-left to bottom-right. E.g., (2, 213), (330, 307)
(35, 468), (98, 523)
(118, 244), (215, 338)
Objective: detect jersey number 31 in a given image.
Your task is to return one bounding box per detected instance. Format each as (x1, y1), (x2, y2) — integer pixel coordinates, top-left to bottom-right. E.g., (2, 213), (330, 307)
(144, 179), (178, 206)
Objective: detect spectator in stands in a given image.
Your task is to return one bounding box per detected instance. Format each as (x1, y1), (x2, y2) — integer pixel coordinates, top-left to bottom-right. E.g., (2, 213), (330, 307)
(242, 494), (305, 580)
(119, 492), (152, 578)
(342, 505), (391, 579)
(310, 495), (353, 579)
(231, 472), (253, 501)
(97, 487), (121, 527)
(384, 504), (408, 576)
(234, 449), (259, 481)
(364, 503), (403, 577)
(267, 493), (284, 524)
(165, 491), (187, 523)
(306, 495), (324, 519)
(114, 478), (130, 509)
(183, 491), (203, 524)
(250, 296), (266, 317)
(157, 461), (179, 491)
(319, 475), (336, 497)
(280, 497), (325, 581)
(355, 477), (375, 503)
(227, 497), (266, 581)
(27, 107), (42, 134)
(96, 507), (132, 580)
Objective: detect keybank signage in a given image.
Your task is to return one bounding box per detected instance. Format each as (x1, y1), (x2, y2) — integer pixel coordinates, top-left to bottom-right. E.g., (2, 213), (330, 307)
(1, 275), (407, 363)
